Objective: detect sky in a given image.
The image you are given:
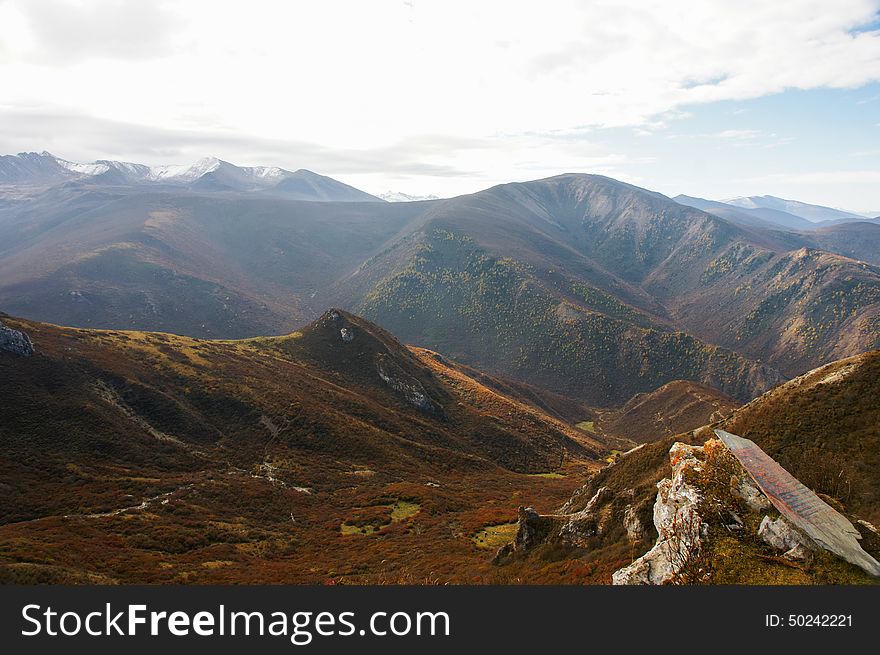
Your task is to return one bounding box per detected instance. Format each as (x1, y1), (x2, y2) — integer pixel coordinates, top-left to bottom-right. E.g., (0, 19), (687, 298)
(1, 0), (879, 211)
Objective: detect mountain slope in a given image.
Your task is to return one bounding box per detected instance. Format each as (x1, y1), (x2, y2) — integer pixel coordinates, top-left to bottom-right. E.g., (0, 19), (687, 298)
(598, 380), (737, 443)
(344, 174), (878, 389)
(0, 310), (603, 584)
(806, 222), (880, 266)
(492, 348), (880, 584)
(352, 225), (782, 404)
(0, 190), (425, 336)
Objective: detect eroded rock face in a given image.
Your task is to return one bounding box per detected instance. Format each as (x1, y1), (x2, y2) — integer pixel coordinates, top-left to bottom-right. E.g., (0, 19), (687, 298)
(557, 487), (612, 548)
(375, 353), (437, 413)
(494, 506), (557, 564)
(612, 443), (706, 585)
(0, 322), (34, 356)
(502, 430), (877, 583)
(624, 504), (645, 542)
(494, 478), (654, 565)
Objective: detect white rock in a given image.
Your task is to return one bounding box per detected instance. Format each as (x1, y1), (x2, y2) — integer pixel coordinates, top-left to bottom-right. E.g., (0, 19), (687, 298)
(624, 505), (645, 542)
(732, 473), (772, 512)
(613, 443), (705, 585)
(558, 487), (611, 547)
(783, 544), (810, 561)
(758, 515), (811, 552)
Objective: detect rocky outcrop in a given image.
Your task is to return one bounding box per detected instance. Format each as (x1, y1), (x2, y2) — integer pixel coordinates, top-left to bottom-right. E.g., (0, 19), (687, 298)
(376, 353), (438, 413)
(493, 507), (556, 563)
(715, 429), (880, 578)
(610, 434), (880, 583)
(0, 321), (34, 356)
(611, 437), (824, 584)
(757, 516), (813, 561)
(494, 479), (654, 565)
(612, 443), (706, 585)
(624, 503), (646, 542)
(497, 425), (880, 583)
(556, 486), (613, 547)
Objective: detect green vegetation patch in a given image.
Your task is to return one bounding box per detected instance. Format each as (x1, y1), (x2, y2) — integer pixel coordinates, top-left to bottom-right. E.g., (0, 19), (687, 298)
(390, 500), (421, 522)
(576, 420), (597, 433)
(604, 449), (625, 464)
(340, 498), (421, 536)
(340, 523), (381, 536)
(472, 523), (519, 549)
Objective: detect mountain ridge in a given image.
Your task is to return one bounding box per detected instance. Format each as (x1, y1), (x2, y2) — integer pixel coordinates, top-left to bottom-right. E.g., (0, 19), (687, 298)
(676, 193), (878, 231)
(0, 151), (380, 202)
(722, 194), (865, 223)
(2, 169), (879, 407)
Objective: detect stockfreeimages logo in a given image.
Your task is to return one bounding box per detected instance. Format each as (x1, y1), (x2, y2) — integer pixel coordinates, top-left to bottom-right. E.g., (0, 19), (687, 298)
(22, 604), (450, 645)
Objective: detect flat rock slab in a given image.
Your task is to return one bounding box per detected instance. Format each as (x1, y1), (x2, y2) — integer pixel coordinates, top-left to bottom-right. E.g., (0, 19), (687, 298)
(714, 429), (880, 577)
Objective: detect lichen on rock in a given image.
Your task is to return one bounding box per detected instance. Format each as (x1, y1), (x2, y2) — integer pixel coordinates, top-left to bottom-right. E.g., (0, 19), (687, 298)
(732, 471), (772, 513)
(624, 504), (645, 542)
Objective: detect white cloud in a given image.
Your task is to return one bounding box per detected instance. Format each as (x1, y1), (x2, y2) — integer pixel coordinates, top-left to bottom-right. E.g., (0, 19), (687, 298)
(1, 0), (179, 63)
(714, 129), (762, 140)
(0, 0), (878, 194)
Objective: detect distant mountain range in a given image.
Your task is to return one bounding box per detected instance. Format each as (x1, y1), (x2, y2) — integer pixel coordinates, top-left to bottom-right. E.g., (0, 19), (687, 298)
(675, 193), (879, 231)
(722, 195), (867, 223)
(379, 191), (441, 203)
(0, 151), (381, 202)
(1, 155), (879, 407)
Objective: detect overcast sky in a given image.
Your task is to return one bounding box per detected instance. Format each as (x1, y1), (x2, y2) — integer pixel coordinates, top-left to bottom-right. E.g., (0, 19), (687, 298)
(1, 0), (879, 210)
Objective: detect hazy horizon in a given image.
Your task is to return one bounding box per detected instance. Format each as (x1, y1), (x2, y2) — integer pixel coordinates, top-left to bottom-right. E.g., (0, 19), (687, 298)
(1, 0), (879, 210)
(4, 148), (879, 217)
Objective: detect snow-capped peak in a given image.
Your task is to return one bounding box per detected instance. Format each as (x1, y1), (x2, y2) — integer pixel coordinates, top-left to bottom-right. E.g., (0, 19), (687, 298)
(150, 156), (223, 181)
(250, 166), (286, 180)
(54, 156), (111, 177)
(379, 190), (441, 203)
(1, 152), (375, 201)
